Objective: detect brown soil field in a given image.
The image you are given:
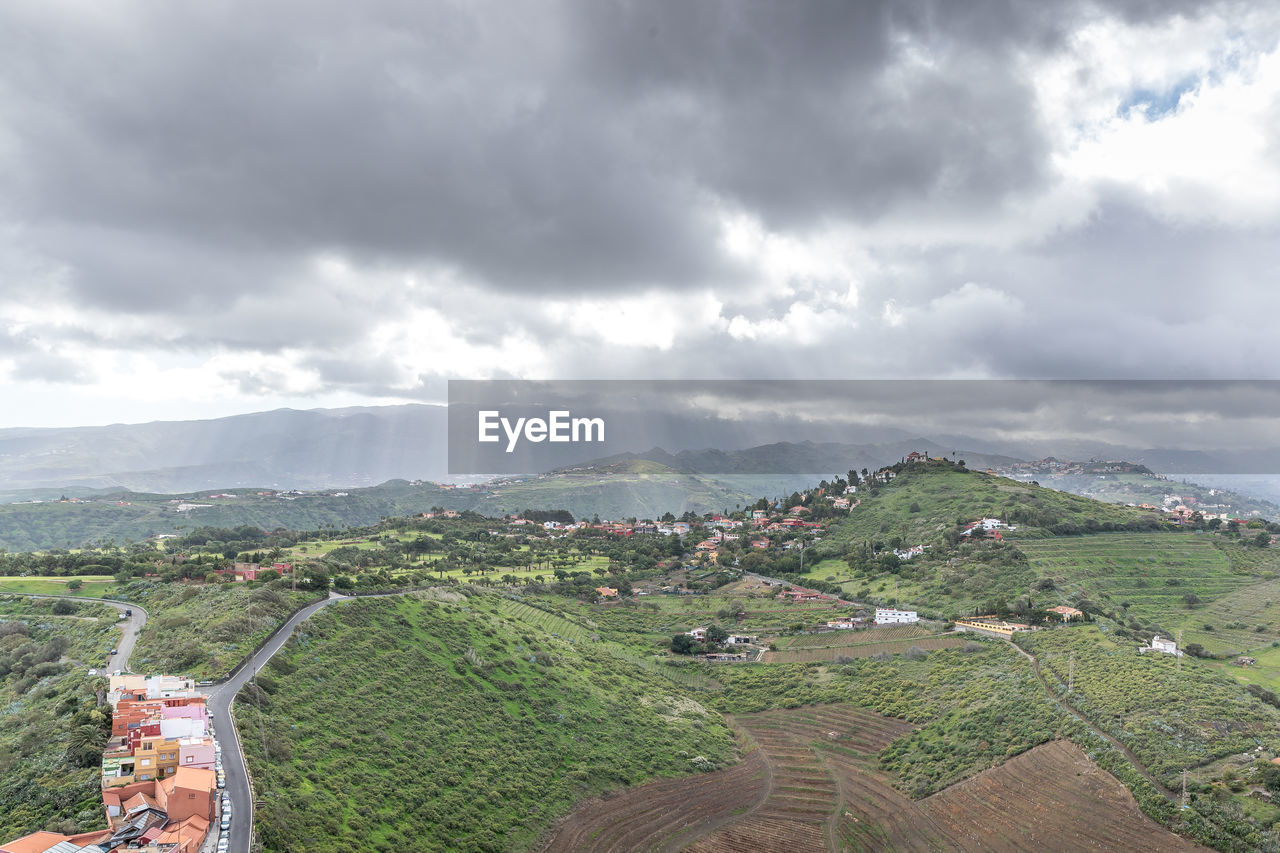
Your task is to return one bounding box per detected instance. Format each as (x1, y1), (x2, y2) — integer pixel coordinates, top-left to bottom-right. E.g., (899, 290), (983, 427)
(920, 739), (1208, 852)
(538, 745), (769, 853)
(764, 635), (966, 664)
(782, 624), (934, 649)
(541, 704), (1209, 852)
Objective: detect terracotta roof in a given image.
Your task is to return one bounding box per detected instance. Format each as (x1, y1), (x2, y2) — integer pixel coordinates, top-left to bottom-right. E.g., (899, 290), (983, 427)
(0, 831), (73, 853)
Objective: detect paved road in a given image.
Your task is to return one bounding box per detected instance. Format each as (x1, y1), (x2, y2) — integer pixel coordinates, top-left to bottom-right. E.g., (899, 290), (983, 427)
(204, 591), (349, 853)
(0, 592), (148, 672)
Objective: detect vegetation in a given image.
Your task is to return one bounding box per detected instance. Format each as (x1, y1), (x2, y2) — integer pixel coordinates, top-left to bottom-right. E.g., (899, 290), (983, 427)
(236, 592), (737, 852)
(124, 580), (319, 678)
(0, 598), (116, 839)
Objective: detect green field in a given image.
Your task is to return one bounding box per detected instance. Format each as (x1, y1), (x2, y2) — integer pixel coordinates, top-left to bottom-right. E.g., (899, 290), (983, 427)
(1016, 534), (1279, 653)
(1022, 626), (1280, 784)
(237, 592), (737, 852)
(0, 576), (117, 598)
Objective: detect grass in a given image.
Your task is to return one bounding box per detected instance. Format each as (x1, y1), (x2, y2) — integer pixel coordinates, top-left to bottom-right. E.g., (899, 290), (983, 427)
(1021, 625), (1280, 784)
(0, 576), (117, 598)
(237, 591), (738, 852)
(123, 581), (319, 678)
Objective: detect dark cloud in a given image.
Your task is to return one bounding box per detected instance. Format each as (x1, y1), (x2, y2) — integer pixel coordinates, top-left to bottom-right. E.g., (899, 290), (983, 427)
(0, 0), (1273, 418)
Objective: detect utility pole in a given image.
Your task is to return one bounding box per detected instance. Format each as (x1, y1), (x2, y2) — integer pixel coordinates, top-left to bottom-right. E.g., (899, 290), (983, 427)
(1182, 769), (1188, 809)
(1177, 628), (1183, 674)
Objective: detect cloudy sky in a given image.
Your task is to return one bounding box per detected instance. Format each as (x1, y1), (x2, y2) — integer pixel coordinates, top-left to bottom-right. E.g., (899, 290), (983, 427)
(2, 1), (1279, 428)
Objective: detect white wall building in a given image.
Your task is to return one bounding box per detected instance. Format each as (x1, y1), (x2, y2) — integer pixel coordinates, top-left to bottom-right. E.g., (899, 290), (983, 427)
(875, 607), (919, 625)
(1145, 635), (1183, 656)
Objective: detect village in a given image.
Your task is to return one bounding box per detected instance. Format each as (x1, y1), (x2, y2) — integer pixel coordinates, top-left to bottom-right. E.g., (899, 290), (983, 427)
(1, 673), (230, 853)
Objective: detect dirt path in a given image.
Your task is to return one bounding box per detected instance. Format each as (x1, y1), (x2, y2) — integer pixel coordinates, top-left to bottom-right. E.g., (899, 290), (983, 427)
(1006, 638), (1177, 802)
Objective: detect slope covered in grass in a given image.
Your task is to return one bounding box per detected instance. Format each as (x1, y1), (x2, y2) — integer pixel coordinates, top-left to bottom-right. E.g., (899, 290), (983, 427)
(820, 460), (1160, 553)
(237, 591), (737, 852)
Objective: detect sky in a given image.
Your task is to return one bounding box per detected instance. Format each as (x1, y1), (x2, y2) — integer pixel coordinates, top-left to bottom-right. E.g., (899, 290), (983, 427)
(2, 1), (1280, 428)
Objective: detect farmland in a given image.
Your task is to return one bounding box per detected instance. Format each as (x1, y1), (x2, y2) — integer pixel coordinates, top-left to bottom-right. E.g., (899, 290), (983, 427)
(763, 635), (966, 664)
(1016, 534), (1280, 654)
(1020, 626), (1280, 784)
(547, 703), (1207, 852)
(0, 576), (118, 598)
(538, 742), (769, 852)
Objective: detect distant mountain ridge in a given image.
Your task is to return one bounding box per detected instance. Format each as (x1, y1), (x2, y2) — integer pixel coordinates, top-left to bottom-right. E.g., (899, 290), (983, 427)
(0, 405), (450, 496)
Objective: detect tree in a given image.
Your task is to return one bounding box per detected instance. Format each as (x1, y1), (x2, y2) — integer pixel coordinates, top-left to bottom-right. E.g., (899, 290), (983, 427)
(52, 599), (75, 615)
(705, 624), (729, 644)
(670, 633), (697, 655)
(1256, 531), (1272, 549)
(66, 579), (83, 590)
(334, 575), (354, 590)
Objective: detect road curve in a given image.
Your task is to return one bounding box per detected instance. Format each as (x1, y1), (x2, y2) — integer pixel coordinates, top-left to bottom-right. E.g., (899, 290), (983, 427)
(204, 591), (351, 853)
(0, 591), (148, 673)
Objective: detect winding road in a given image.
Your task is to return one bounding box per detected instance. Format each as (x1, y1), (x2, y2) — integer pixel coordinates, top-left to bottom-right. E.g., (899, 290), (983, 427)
(204, 591), (350, 853)
(0, 591), (148, 673)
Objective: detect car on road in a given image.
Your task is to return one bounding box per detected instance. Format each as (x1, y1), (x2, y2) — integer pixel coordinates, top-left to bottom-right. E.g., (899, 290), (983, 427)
(110, 648), (117, 655)
(217, 838), (229, 853)
(217, 774), (226, 789)
(220, 814), (230, 831)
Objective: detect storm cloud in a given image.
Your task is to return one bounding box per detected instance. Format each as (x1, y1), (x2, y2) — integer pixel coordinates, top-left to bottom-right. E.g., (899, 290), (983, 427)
(0, 0), (1278, 426)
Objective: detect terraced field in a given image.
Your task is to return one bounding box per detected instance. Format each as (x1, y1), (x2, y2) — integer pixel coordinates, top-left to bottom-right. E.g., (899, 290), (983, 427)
(920, 740), (1207, 852)
(779, 625), (934, 649)
(539, 746), (769, 852)
(542, 704), (1210, 852)
(764, 636), (966, 664)
(1018, 533), (1251, 618)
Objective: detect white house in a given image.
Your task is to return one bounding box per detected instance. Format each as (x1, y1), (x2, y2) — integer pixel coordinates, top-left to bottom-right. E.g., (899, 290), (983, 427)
(1143, 635), (1183, 656)
(875, 607), (919, 625)
(725, 635), (755, 646)
(686, 627), (707, 641)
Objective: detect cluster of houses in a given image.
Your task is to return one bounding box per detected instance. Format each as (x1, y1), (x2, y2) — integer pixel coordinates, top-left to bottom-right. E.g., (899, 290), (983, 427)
(1, 675), (224, 853)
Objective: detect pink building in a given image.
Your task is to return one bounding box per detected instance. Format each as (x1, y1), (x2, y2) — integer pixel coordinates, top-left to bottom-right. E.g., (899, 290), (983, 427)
(177, 737), (216, 770)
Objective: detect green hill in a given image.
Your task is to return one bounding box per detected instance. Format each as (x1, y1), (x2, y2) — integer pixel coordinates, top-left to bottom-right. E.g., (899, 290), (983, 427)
(0, 462), (758, 551)
(820, 459), (1161, 553)
(236, 591), (737, 852)
(806, 460), (1169, 617)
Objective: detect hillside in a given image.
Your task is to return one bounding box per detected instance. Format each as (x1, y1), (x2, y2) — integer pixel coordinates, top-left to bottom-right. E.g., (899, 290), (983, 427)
(235, 592), (737, 852)
(0, 461), (758, 551)
(819, 460), (1159, 553)
(0, 404), (449, 494)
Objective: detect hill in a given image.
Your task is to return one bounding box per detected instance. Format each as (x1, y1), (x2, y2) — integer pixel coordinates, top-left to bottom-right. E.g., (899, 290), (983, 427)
(804, 460), (1168, 617)
(235, 592), (737, 852)
(819, 459), (1159, 553)
(0, 461), (758, 551)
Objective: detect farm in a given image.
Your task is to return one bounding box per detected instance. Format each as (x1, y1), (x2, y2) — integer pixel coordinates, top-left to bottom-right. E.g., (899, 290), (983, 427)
(763, 635), (966, 664)
(544, 703), (1207, 852)
(1020, 626), (1280, 785)
(1016, 534), (1253, 630)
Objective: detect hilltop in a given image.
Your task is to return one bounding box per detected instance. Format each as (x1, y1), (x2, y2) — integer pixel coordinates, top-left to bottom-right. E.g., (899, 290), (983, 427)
(819, 458), (1160, 552)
